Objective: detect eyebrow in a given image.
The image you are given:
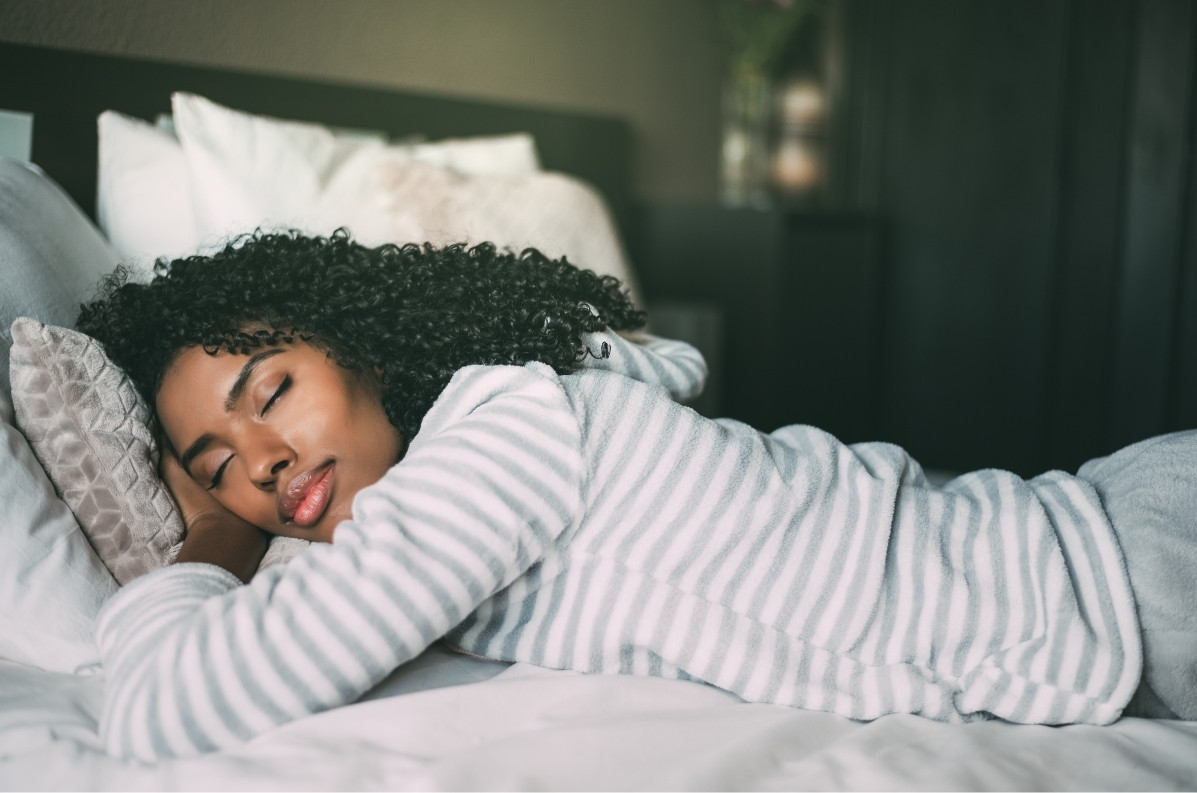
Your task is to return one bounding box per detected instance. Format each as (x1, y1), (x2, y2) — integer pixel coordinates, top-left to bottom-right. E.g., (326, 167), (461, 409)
(178, 347), (286, 474)
(224, 347), (286, 412)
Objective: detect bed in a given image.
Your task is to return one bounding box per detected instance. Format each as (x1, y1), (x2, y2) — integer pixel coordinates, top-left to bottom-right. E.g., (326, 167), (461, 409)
(1, 41), (1196, 791)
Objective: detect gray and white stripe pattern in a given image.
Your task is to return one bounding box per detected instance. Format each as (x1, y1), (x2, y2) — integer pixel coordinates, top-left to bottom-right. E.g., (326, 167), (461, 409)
(97, 332), (1140, 760)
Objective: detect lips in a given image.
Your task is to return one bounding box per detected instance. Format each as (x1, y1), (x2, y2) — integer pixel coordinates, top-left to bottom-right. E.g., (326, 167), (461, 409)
(280, 463), (335, 528)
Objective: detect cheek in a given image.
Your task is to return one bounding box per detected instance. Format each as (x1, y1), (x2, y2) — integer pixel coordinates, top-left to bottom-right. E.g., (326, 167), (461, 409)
(280, 386), (347, 446)
(362, 408), (403, 470)
(344, 381), (402, 463)
(208, 479), (278, 527)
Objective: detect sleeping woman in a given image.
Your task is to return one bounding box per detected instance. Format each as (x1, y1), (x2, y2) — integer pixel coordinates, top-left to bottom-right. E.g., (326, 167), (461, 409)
(77, 230), (1197, 761)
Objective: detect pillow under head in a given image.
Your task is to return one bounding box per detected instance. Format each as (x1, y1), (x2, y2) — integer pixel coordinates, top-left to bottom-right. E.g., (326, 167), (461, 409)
(9, 318), (184, 585)
(9, 318), (310, 585)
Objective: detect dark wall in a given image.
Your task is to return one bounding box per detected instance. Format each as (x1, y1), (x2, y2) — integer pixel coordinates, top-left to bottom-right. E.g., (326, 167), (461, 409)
(636, 0), (1197, 477)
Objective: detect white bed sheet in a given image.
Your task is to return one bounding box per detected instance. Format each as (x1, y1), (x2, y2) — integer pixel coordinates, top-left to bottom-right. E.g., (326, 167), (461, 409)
(3, 647), (1196, 791)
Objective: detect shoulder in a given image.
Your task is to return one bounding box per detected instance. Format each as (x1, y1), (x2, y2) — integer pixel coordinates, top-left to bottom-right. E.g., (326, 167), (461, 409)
(356, 361), (587, 540)
(408, 362), (575, 454)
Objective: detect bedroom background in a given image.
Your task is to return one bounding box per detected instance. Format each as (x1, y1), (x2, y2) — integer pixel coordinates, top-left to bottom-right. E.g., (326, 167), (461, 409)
(2, 0), (1196, 481)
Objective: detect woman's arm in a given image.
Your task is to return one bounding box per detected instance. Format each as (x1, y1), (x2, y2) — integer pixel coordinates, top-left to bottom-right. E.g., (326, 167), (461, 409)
(97, 363), (584, 761)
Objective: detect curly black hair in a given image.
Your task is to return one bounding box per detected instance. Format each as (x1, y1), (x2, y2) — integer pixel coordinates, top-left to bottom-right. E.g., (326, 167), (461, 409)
(76, 230), (646, 441)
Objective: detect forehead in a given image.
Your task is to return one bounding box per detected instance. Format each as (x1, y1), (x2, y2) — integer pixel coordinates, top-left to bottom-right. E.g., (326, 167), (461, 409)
(158, 343), (249, 406)
(162, 344), (275, 390)
(161, 344), (242, 391)
(163, 341), (319, 380)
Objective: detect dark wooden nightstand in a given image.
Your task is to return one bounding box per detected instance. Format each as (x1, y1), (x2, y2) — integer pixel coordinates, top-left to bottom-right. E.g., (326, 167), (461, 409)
(631, 203), (883, 440)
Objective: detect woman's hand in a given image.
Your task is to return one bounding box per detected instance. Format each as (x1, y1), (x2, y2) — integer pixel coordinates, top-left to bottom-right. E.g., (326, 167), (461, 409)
(161, 449), (270, 583)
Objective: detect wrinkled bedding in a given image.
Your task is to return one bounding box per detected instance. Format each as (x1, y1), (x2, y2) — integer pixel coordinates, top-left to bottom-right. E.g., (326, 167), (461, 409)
(3, 645), (1195, 791)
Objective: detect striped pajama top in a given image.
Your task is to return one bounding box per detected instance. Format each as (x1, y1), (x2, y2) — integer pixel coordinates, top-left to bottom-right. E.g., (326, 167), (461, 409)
(97, 332), (1142, 761)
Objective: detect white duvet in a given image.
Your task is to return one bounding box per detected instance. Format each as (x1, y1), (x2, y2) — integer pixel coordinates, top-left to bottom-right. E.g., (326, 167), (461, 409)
(3, 644), (1196, 791)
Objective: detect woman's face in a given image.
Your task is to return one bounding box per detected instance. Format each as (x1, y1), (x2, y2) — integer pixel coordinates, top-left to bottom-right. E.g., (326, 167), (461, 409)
(156, 340), (403, 543)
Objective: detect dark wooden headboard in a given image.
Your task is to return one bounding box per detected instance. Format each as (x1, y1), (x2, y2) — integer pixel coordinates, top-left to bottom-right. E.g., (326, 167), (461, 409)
(0, 41), (633, 232)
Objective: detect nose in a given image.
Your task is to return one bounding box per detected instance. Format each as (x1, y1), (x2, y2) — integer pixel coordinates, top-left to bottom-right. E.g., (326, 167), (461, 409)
(245, 432), (294, 491)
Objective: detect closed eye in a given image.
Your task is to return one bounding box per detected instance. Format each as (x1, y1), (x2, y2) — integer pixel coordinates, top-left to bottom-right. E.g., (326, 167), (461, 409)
(262, 375), (292, 415)
(207, 456), (232, 490)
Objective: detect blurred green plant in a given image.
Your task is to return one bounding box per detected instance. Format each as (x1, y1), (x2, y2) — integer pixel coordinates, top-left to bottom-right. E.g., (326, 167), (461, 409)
(719, 0), (824, 79)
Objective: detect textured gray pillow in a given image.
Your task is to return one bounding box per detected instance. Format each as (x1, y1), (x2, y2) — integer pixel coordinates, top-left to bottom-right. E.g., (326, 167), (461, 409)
(9, 318), (184, 585)
(8, 319), (309, 585)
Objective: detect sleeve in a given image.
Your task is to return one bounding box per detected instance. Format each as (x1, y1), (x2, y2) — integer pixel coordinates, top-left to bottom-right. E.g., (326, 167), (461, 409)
(580, 330), (708, 402)
(96, 363), (584, 761)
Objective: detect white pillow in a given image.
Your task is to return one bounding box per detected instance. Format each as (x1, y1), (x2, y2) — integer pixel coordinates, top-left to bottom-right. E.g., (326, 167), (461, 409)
(96, 110), (200, 277)
(166, 92), (637, 300)
(0, 391), (117, 673)
(0, 159), (123, 673)
(377, 159), (641, 304)
(0, 157), (122, 401)
(172, 92), (393, 247)
(392, 132), (540, 177)
(171, 92), (542, 249)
